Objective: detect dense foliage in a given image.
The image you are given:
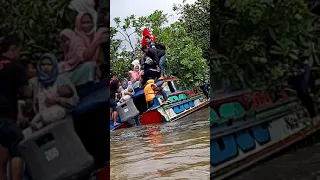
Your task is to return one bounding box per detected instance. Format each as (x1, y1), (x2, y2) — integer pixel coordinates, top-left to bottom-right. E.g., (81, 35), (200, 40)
(0, 0), (75, 62)
(211, 0), (320, 90)
(111, 0), (209, 89)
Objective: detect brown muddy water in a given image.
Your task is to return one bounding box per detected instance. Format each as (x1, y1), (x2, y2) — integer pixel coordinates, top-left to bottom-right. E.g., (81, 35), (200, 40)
(110, 108), (210, 180)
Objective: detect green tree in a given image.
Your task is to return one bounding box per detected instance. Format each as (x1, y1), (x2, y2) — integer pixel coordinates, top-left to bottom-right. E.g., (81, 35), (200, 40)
(173, 0), (210, 59)
(111, 10), (209, 89)
(211, 0), (320, 90)
(0, 0), (75, 62)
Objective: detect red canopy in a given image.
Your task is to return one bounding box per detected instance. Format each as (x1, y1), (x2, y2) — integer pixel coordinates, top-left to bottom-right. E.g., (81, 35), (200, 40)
(141, 28), (156, 47)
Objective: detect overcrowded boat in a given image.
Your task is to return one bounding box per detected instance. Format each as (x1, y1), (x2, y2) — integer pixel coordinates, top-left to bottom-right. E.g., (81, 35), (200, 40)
(110, 77), (210, 131)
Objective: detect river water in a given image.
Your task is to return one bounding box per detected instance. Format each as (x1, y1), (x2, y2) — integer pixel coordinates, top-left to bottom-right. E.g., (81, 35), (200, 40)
(110, 108), (210, 180)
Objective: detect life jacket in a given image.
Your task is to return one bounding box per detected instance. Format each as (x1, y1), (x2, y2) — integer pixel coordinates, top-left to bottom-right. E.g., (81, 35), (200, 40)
(144, 79), (157, 102)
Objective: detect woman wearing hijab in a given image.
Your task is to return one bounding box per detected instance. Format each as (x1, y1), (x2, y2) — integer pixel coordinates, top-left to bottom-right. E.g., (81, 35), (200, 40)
(59, 12), (108, 89)
(29, 53), (79, 129)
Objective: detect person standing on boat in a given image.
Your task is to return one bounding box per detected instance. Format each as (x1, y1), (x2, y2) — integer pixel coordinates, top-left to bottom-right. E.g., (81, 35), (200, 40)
(110, 79), (121, 126)
(144, 79), (168, 108)
(141, 46), (164, 82)
(0, 35), (31, 180)
(145, 36), (167, 80)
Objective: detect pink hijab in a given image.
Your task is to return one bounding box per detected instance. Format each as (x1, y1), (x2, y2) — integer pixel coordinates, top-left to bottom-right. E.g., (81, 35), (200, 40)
(74, 12), (101, 62)
(59, 28), (79, 72)
(59, 13), (103, 78)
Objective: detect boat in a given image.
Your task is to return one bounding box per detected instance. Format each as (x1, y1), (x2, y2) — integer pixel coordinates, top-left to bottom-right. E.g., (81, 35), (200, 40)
(110, 77), (210, 131)
(210, 75), (319, 179)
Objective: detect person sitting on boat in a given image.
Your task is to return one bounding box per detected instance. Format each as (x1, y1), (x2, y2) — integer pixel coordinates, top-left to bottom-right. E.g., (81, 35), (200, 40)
(28, 53), (79, 130)
(129, 65), (143, 89)
(110, 79), (121, 126)
(141, 46), (166, 80)
(58, 12), (109, 95)
(145, 36), (167, 80)
(144, 79), (168, 108)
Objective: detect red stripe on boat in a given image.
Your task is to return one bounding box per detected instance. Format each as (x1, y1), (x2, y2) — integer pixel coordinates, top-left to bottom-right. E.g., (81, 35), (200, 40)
(140, 109), (163, 125)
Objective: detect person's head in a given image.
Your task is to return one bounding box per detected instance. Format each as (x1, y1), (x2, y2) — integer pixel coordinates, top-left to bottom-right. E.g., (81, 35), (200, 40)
(57, 85), (74, 98)
(114, 79), (121, 88)
(0, 35), (21, 60)
(141, 46), (148, 53)
(133, 65), (139, 72)
(37, 53), (59, 85)
(121, 78), (128, 89)
(145, 36), (151, 43)
(110, 72), (116, 81)
(59, 29), (75, 52)
(22, 59), (36, 78)
(77, 13), (95, 34)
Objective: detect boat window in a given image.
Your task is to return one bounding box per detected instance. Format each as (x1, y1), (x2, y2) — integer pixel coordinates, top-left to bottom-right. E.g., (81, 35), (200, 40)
(167, 81), (176, 93)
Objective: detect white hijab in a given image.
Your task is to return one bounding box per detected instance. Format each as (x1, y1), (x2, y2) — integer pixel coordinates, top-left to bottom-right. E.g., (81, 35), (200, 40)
(69, 0), (98, 26)
(131, 59), (141, 70)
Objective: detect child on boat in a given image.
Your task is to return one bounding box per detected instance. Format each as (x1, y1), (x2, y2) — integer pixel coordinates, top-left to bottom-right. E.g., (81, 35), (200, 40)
(144, 79), (168, 108)
(30, 85), (74, 130)
(119, 87), (134, 103)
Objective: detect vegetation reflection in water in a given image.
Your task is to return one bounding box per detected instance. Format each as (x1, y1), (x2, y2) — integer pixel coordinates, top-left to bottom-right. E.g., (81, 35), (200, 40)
(110, 108), (210, 180)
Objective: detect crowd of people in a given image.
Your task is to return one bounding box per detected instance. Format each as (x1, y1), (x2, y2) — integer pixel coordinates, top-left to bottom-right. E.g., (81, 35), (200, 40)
(109, 35), (169, 126)
(0, 7), (109, 180)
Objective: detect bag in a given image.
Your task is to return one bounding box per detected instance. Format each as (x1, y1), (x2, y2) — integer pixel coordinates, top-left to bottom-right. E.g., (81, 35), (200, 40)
(145, 56), (154, 65)
(155, 42), (166, 51)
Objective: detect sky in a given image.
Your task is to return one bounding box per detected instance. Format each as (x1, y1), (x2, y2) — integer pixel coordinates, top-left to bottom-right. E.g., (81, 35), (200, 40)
(110, 0), (197, 49)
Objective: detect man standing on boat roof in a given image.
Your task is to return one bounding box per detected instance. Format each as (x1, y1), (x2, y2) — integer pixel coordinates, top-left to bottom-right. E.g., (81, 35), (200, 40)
(141, 46), (165, 83)
(144, 36), (167, 80)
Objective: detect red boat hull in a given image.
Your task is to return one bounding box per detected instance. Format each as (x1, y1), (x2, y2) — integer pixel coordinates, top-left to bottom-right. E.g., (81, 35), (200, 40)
(140, 109), (163, 125)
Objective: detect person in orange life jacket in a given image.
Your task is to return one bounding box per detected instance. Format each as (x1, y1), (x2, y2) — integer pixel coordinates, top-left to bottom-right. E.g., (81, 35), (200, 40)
(144, 36), (167, 80)
(0, 35), (31, 180)
(144, 79), (168, 108)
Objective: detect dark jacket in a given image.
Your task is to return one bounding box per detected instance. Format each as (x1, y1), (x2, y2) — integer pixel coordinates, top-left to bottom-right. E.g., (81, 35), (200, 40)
(146, 48), (165, 65)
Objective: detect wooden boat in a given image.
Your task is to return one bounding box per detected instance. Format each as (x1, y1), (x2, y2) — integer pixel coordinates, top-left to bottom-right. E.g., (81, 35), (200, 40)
(210, 78), (318, 179)
(110, 77), (210, 131)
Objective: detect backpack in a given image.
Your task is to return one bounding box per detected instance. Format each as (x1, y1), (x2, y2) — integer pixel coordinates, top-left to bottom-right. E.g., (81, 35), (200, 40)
(155, 42), (166, 51)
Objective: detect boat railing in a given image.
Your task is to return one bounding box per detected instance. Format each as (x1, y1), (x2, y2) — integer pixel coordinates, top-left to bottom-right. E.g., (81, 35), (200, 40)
(210, 99), (304, 139)
(162, 94), (205, 110)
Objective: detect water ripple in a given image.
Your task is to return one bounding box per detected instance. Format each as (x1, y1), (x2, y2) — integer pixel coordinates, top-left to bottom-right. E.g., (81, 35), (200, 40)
(111, 108), (210, 180)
